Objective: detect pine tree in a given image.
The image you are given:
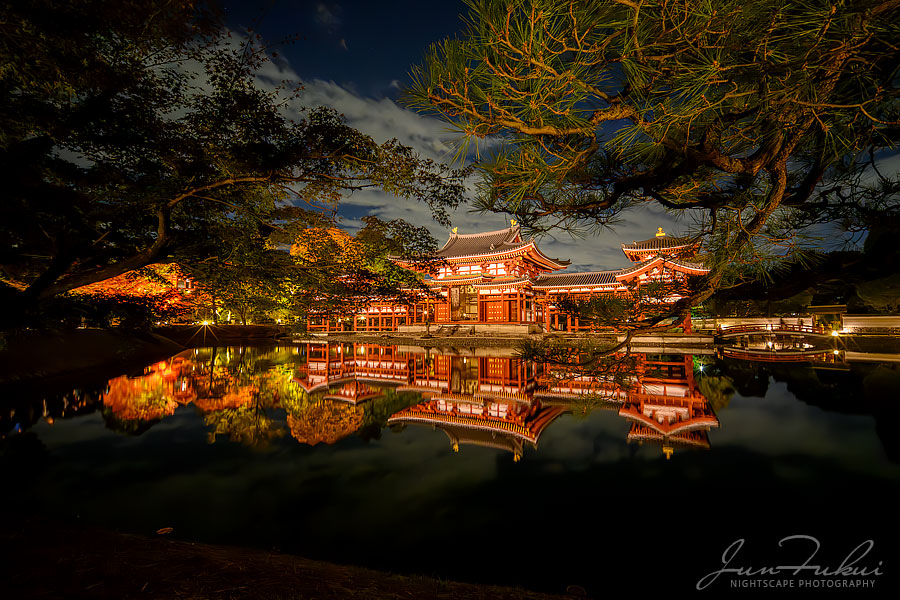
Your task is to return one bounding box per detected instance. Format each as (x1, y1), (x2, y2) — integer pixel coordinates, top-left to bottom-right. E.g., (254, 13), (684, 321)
(406, 0), (900, 319)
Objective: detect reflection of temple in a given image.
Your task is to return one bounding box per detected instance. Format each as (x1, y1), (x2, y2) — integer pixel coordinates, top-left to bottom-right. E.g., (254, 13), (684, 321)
(382, 346), (716, 460)
(536, 353), (719, 458)
(388, 351), (563, 461)
(47, 342), (718, 459)
(618, 355), (718, 458)
(308, 226), (709, 333)
(293, 343), (411, 403)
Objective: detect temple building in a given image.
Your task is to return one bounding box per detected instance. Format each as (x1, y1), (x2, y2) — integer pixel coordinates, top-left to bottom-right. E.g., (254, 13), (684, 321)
(307, 224), (709, 334)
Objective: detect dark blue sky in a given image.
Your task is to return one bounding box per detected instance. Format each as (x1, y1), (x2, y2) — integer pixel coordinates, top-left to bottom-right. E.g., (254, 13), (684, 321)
(223, 1), (468, 98)
(217, 1), (694, 271)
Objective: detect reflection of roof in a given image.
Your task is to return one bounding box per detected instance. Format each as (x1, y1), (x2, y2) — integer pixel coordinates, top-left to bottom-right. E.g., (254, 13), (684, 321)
(440, 425), (524, 455)
(388, 403), (564, 444)
(532, 271), (624, 289)
(618, 400), (719, 436)
(626, 425), (711, 449)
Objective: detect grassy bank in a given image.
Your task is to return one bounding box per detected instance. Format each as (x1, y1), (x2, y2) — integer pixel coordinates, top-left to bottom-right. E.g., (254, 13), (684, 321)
(2, 518), (584, 600)
(0, 328), (184, 385)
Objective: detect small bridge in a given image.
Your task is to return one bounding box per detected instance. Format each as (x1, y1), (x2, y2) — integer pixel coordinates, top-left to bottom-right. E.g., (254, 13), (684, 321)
(721, 347), (831, 362)
(717, 324), (831, 338)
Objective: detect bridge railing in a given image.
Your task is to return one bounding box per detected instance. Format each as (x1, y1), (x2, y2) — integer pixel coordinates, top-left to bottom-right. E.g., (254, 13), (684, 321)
(718, 324), (826, 335)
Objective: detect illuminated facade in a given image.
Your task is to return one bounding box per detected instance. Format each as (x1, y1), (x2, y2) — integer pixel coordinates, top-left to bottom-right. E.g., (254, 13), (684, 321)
(308, 225), (709, 334)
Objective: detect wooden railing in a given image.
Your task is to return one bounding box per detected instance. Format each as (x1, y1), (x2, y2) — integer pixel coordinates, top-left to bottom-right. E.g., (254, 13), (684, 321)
(718, 324), (826, 335)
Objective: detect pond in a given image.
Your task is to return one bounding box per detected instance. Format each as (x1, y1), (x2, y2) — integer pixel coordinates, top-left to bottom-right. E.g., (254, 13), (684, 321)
(2, 342), (899, 595)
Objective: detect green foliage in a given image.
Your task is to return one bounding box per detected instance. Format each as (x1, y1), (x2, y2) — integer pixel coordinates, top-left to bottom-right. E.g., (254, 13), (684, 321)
(697, 374), (737, 413)
(0, 0), (467, 328)
(34, 291), (191, 329)
(519, 336), (639, 378)
(407, 0), (900, 309)
(855, 273), (900, 313)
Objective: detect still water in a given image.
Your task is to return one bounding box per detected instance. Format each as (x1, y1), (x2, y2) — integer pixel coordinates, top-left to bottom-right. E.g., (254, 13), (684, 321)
(3, 343), (899, 595)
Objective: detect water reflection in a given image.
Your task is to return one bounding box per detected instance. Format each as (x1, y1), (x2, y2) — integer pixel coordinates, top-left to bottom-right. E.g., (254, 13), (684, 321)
(2, 343), (726, 460)
(2, 342), (897, 597)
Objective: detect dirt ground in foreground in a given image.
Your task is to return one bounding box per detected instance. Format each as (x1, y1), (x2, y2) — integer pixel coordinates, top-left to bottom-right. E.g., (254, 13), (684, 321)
(2, 519), (587, 600)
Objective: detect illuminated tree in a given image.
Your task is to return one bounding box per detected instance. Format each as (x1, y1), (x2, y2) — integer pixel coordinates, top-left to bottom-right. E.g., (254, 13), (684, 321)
(0, 0), (467, 327)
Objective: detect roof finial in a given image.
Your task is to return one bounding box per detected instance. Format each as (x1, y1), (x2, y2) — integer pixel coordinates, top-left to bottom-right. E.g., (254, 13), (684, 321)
(663, 445), (674, 459)
(656, 227), (666, 237)
(451, 227), (458, 235)
(510, 218), (517, 227)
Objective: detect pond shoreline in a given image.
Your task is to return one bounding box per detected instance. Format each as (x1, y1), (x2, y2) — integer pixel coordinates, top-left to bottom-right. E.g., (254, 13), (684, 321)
(2, 517), (580, 600)
(2, 325), (897, 387)
(0, 328), (184, 386)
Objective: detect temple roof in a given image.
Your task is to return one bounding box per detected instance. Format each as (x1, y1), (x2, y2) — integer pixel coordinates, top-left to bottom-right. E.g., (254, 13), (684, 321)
(433, 225), (570, 268)
(532, 270), (624, 289)
(622, 236), (692, 252)
(616, 255), (709, 279)
(436, 225), (527, 258)
(473, 277), (533, 289)
(622, 230), (697, 255)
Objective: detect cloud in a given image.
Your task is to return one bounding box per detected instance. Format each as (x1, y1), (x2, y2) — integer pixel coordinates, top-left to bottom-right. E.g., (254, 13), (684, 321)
(251, 47), (676, 271)
(315, 2), (342, 31)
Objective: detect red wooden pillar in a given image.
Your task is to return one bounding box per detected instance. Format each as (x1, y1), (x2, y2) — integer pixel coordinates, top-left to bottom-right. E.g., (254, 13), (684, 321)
(516, 291), (521, 323)
(544, 293), (551, 331)
(682, 313), (693, 334)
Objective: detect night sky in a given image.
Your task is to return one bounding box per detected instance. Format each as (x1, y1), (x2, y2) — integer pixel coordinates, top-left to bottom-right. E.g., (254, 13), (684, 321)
(216, 0), (680, 272)
(218, 1), (880, 271)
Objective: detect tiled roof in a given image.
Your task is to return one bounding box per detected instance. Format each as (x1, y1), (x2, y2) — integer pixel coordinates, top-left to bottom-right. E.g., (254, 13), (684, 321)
(532, 271), (624, 289)
(617, 255), (709, 278)
(473, 277), (532, 288)
(622, 235), (694, 252)
(436, 226), (528, 258)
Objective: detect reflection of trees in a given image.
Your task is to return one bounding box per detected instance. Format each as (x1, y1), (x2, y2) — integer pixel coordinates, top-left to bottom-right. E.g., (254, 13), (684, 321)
(698, 375), (736, 413)
(102, 373), (179, 422)
(191, 348), (298, 447)
(567, 394), (625, 418)
(357, 388), (421, 442)
(286, 401), (365, 446)
(204, 402), (284, 447)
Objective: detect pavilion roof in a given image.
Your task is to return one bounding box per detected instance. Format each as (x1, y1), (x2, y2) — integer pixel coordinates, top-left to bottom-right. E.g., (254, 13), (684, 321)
(532, 270), (624, 289)
(616, 255), (709, 279)
(436, 225), (527, 258)
(622, 229), (698, 255)
(432, 225), (571, 268)
(472, 277), (533, 289)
